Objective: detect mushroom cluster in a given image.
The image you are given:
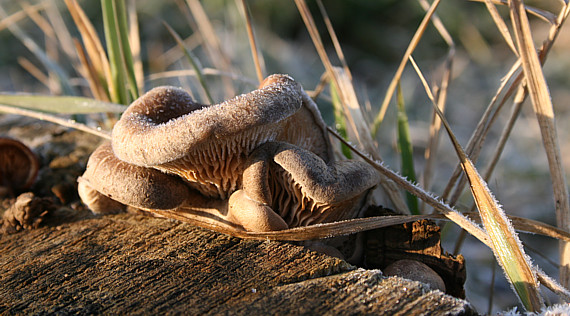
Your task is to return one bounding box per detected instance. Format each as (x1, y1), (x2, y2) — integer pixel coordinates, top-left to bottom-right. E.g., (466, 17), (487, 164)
(78, 74), (380, 232)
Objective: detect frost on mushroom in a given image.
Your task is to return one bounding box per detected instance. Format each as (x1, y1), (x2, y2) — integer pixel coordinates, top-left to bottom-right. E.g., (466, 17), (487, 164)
(231, 142), (380, 229)
(111, 74), (332, 200)
(79, 74), (380, 233)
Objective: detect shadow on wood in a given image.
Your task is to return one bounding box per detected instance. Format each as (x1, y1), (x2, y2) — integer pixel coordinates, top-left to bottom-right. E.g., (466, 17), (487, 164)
(0, 119), (475, 314)
(1, 212), (475, 314)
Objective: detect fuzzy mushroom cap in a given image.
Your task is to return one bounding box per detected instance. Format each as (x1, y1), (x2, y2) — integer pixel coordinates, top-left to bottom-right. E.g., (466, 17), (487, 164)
(78, 142), (190, 211)
(241, 142), (380, 227)
(111, 74), (332, 199)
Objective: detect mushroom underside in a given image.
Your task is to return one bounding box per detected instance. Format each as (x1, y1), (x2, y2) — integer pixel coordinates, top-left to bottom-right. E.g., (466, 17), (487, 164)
(79, 75), (379, 232)
(238, 142), (381, 228)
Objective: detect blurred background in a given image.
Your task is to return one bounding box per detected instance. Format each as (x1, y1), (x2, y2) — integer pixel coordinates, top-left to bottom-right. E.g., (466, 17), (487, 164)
(0, 0), (569, 312)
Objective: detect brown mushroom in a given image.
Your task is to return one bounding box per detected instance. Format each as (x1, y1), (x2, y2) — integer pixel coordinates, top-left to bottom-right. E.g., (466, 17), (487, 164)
(79, 74), (380, 233)
(0, 137), (39, 197)
(78, 143), (235, 230)
(383, 259), (446, 292)
(111, 74), (332, 199)
(78, 142), (191, 214)
(229, 141), (380, 229)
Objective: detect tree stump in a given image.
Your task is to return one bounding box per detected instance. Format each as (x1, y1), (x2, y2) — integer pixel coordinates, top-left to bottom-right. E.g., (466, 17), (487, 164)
(1, 212), (475, 314)
(0, 119), (475, 314)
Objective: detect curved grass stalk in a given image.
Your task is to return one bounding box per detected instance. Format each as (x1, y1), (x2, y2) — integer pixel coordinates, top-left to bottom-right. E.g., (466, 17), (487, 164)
(0, 104), (110, 140)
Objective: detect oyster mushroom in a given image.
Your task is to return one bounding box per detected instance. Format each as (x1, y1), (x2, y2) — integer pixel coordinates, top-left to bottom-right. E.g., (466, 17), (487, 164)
(111, 74), (332, 199)
(0, 138), (39, 197)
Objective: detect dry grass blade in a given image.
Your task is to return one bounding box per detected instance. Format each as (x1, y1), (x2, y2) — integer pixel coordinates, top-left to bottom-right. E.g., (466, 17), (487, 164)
(452, 86), (525, 255)
(294, 1), (409, 214)
(328, 126), (492, 247)
(464, 213), (570, 243)
(330, 125), (570, 301)
(509, 0), (570, 288)
(537, 272), (570, 302)
(471, 0), (557, 24)
(17, 57), (49, 87)
(145, 209), (440, 241)
(0, 4), (73, 95)
(411, 55), (543, 311)
(64, 0), (112, 100)
(74, 39), (109, 101)
(449, 0), (569, 205)
(483, 0), (518, 55)
(432, 0), (567, 210)
(293, 0), (358, 143)
(0, 104), (111, 140)
(0, 1), (45, 32)
(437, 98), (543, 312)
(316, 0), (350, 79)
(44, 1), (77, 65)
(164, 22), (214, 104)
(422, 52), (451, 202)
(186, 0), (234, 97)
(238, 0), (265, 84)
(21, 2), (55, 42)
(441, 59), (521, 207)
(416, 0), (454, 211)
(331, 67), (409, 214)
(371, 0), (442, 136)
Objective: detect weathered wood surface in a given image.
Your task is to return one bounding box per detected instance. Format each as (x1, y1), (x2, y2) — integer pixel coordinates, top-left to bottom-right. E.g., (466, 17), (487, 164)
(0, 119), (475, 314)
(1, 212), (475, 315)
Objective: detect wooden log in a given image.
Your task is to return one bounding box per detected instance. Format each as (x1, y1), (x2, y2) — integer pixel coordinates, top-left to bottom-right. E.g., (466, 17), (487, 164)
(1, 212), (475, 314)
(0, 120), (475, 314)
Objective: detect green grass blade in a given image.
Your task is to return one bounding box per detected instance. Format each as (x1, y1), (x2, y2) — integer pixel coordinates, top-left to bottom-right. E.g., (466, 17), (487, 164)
(0, 94), (125, 114)
(101, 0), (129, 105)
(163, 22), (214, 104)
(396, 83), (419, 214)
(330, 82), (351, 158)
(114, 0), (139, 100)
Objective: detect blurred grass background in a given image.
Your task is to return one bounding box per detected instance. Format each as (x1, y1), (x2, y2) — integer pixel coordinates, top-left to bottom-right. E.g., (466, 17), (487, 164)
(1, 0), (569, 312)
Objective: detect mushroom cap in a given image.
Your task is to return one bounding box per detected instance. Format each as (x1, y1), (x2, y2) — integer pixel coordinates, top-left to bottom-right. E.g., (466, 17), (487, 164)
(112, 74), (303, 167)
(78, 142), (190, 211)
(0, 137), (39, 196)
(276, 91), (333, 163)
(111, 74), (331, 199)
(242, 142), (380, 227)
(383, 259), (446, 292)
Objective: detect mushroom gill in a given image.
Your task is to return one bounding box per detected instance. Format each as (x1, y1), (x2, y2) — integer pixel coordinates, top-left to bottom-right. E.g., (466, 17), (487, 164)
(241, 142), (381, 228)
(111, 74), (331, 200)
